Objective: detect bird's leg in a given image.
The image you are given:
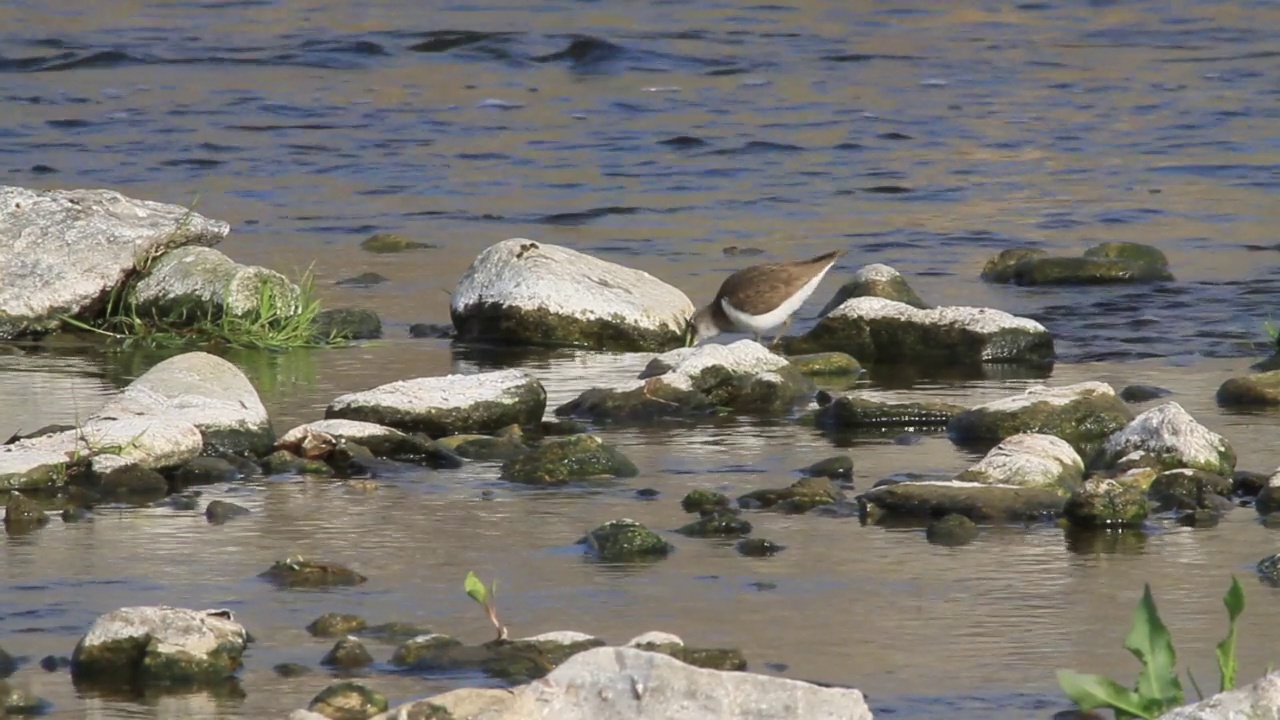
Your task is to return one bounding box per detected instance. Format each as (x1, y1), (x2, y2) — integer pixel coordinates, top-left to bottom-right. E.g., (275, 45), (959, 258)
(769, 318), (793, 349)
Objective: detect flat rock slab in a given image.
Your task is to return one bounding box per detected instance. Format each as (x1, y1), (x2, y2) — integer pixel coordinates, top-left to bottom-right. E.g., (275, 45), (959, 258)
(70, 606), (248, 686)
(860, 480), (1068, 523)
(326, 369), (547, 438)
(95, 351), (274, 456)
(787, 296), (1054, 366)
(130, 246), (300, 319)
(0, 186), (230, 339)
(948, 381), (1132, 452)
(1156, 671), (1280, 719)
(374, 646), (873, 720)
(955, 433), (1084, 489)
(815, 394), (964, 430)
(0, 445), (74, 492)
(451, 238), (694, 351)
(1094, 401), (1235, 476)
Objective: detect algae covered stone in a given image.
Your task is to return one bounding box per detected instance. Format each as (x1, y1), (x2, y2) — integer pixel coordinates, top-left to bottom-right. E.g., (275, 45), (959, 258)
(1217, 370), (1280, 407)
(815, 394), (964, 431)
(784, 352), (863, 377)
(1148, 469), (1233, 513)
(321, 638), (374, 670)
(981, 248), (1049, 283)
(1063, 476), (1148, 529)
(500, 434), (637, 485)
(129, 246), (302, 323)
(307, 613), (368, 638)
(819, 263), (929, 316)
(859, 481), (1067, 523)
(953, 433), (1084, 489)
(738, 477), (843, 512)
(308, 681), (388, 720)
(259, 557), (367, 589)
(581, 519), (672, 562)
(326, 369), (546, 438)
(681, 489), (732, 514)
(70, 606), (248, 686)
(982, 242), (1172, 286)
(277, 419), (463, 468)
(676, 510), (753, 537)
(948, 381), (1131, 452)
(360, 232), (435, 253)
(926, 514), (979, 546)
(1093, 402), (1235, 476)
(451, 238), (693, 351)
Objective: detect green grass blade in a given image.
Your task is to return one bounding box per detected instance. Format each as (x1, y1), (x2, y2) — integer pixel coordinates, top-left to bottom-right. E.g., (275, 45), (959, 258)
(1216, 575), (1245, 692)
(464, 571), (488, 606)
(1057, 670), (1157, 719)
(1124, 584), (1183, 709)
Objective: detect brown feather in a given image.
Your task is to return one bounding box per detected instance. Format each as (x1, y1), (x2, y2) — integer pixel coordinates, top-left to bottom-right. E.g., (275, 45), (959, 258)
(713, 250), (845, 315)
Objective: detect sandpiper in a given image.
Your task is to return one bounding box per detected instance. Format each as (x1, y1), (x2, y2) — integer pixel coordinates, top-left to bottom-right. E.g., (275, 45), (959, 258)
(685, 249), (846, 347)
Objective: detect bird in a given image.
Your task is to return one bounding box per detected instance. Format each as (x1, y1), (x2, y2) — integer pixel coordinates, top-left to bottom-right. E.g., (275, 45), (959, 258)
(684, 249), (845, 348)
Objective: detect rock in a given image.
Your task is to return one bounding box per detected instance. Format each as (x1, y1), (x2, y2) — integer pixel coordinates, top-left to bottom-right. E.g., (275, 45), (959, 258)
(820, 263), (929, 315)
(784, 352), (863, 377)
(205, 500), (250, 524)
(815, 394), (964, 431)
(321, 637), (374, 670)
(785, 297), (1054, 366)
(276, 662), (313, 678)
(627, 631), (684, 650)
(70, 606), (247, 686)
(0, 186), (230, 339)
(173, 456), (241, 487)
(953, 434), (1084, 489)
(1120, 384), (1172, 403)
(0, 443), (72, 492)
(371, 646), (872, 720)
(129, 246), (301, 322)
(259, 557), (368, 589)
(94, 351), (274, 456)
(1233, 470), (1268, 499)
(408, 323), (453, 339)
(982, 242), (1173, 286)
(360, 622), (434, 642)
(390, 632), (606, 683)
(335, 272), (389, 288)
(859, 481), (1067, 523)
(737, 538), (785, 557)
(581, 519), (673, 562)
(1259, 554), (1280, 587)
(262, 449), (333, 477)
(681, 489), (732, 514)
(1217, 370), (1280, 407)
(676, 511), (753, 538)
(738, 477), (843, 513)
(500, 434), (637, 485)
(800, 456), (854, 480)
(326, 369), (546, 438)
(926, 514), (979, 546)
(81, 463), (168, 503)
(278, 420), (463, 469)
(431, 433), (527, 462)
(451, 238), (694, 351)
(307, 613), (369, 638)
(1063, 476), (1149, 529)
(4, 491), (50, 530)
(6, 416), (204, 490)
(309, 681), (388, 720)
(1094, 402), (1235, 476)
(360, 232), (435, 253)
(948, 382), (1131, 452)
(1147, 469), (1233, 512)
(389, 634), (464, 669)
(0, 643), (16, 678)
(1155, 670), (1280, 719)
(0, 681), (48, 715)
(1257, 471), (1280, 516)
(313, 308), (383, 341)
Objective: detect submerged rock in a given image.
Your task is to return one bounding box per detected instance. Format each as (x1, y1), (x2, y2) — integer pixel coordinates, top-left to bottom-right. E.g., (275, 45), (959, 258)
(370, 646), (872, 720)
(5, 491), (50, 530)
(815, 394), (964, 431)
(129, 246), (301, 323)
(500, 434), (637, 485)
(982, 242), (1173, 286)
(308, 681), (388, 720)
(326, 369), (546, 438)
(313, 308), (383, 341)
(432, 431), (528, 462)
(581, 519), (673, 562)
(205, 500), (250, 524)
(1147, 469), (1233, 513)
(676, 511), (753, 537)
(980, 248), (1048, 283)
(801, 455), (854, 481)
(736, 538), (785, 557)
(784, 352), (863, 377)
(277, 420), (463, 469)
(1093, 402), (1235, 476)
(1119, 384), (1172, 403)
(307, 613), (368, 638)
(954, 434), (1084, 489)
(321, 637), (374, 670)
(680, 489), (732, 514)
(786, 297), (1054, 366)
(360, 232), (434, 254)
(0, 444), (71, 492)
(948, 382), (1131, 452)
(738, 477), (843, 513)
(819, 263), (930, 315)
(259, 557), (367, 589)
(1063, 476), (1149, 529)
(388, 632), (606, 683)
(1217, 370), (1280, 407)
(926, 514), (979, 547)
(94, 351), (274, 456)
(859, 481), (1067, 524)
(451, 238), (693, 351)
(173, 457), (241, 487)
(0, 185), (230, 339)
(70, 606), (247, 686)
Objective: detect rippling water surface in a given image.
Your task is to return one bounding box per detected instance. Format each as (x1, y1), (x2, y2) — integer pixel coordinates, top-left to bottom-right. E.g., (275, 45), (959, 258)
(3, 0), (1280, 718)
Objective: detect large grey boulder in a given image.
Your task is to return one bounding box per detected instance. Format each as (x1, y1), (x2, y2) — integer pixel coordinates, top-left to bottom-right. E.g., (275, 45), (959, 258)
(326, 369), (547, 438)
(451, 238), (694, 351)
(94, 351), (274, 456)
(70, 606), (248, 686)
(1156, 671), (1280, 719)
(1093, 402), (1236, 476)
(129, 246), (301, 321)
(786, 296), (1053, 366)
(371, 646), (872, 720)
(0, 186), (229, 339)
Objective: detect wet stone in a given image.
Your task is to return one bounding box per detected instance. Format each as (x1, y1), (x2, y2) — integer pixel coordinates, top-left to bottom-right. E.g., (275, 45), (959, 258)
(784, 352), (863, 377)
(407, 322), (453, 339)
(172, 456), (241, 487)
(581, 519), (673, 562)
(1147, 469), (1233, 512)
(1217, 370), (1280, 407)
(926, 514), (980, 547)
(389, 634), (464, 668)
(70, 606), (248, 687)
(737, 477), (842, 513)
(820, 263), (930, 315)
(259, 557), (368, 589)
(4, 491), (49, 530)
(635, 487), (660, 500)
(1063, 477), (1149, 529)
(948, 382), (1131, 453)
(1093, 402), (1235, 477)
(308, 613), (369, 638)
(1119, 384), (1172, 403)
(680, 489), (732, 514)
(205, 500), (250, 524)
(0, 644), (15, 678)
(815, 394), (964, 431)
(38, 655), (68, 673)
(360, 232), (436, 253)
(860, 481), (1067, 524)
(983, 242), (1173, 286)
(500, 434), (637, 486)
(313, 308), (383, 342)
(321, 637), (374, 670)
(1232, 470), (1268, 498)
(274, 662), (312, 678)
(308, 680), (388, 720)
(81, 464), (168, 503)
(334, 272), (389, 288)
(676, 510), (753, 538)
(736, 538), (785, 557)
(360, 621), (433, 642)
(801, 455), (853, 480)
(431, 433), (527, 462)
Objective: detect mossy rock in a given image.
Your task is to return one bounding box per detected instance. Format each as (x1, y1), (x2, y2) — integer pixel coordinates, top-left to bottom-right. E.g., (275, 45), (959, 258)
(783, 352), (863, 377)
(390, 635), (465, 668)
(1217, 370), (1280, 407)
(680, 489), (732, 514)
(4, 491), (50, 530)
(670, 647), (748, 671)
(1119, 384), (1172, 403)
(980, 248), (1049, 283)
(261, 449), (334, 477)
(860, 481), (1068, 524)
(736, 538), (785, 557)
(390, 634), (603, 683)
(948, 384), (1132, 454)
(1084, 241), (1170, 268)
(259, 557), (367, 589)
(171, 457), (241, 487)
(432, 433), (528, 462)
(361, 621), (435, 642)
(70, 606), (247, 687)
(581, 519), (673, 562)
(676, 510), (753, 538)
(360, 232), (436, 253)
(1258, 553), (1280, 587)
(499, 434), (637, 485)
(314, 307), (383, 341)
(816, 395), (963, 430)
(205, 500), (250, 524)
(308, 681), (388, 720)
(1063, 478), (1149, 529)
(801, 455), (854, 480)
(321, 638), (374, 670)
(1092, 402), (1235, 476)
(819, 263), (929, 315)
(738, 477), (842, 513)
(83, 464), (168, 503)
(1147, 469), (1233, 512)
(554, 384), (719, 424)
(1007, 256), (1173, 286)
(926, 514), (979, 547)
(307, 613), (368, 638)
(454, 302), (687, 352)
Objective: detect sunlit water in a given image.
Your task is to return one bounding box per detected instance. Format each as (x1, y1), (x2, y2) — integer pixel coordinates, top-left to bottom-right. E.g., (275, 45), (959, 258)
(3, 0), (1280, 717)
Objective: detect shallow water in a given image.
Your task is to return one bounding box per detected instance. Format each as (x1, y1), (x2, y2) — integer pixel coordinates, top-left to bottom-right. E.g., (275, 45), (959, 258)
(3, 0), (1280, 717)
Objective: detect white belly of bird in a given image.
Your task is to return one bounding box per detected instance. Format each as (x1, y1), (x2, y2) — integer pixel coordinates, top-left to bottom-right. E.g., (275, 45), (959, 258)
(719, 263), (833, 335)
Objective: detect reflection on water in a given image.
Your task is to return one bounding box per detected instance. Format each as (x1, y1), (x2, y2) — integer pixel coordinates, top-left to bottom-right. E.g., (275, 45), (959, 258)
(3, 0), (1280, 717)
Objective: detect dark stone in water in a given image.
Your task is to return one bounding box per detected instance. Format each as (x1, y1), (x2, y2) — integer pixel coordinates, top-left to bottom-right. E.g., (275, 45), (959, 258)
(581, 519), (672, 563)
(321, 637), (374, 670)
(635, 487), (660, 500)
(4, 492), (49, 531)
(1119, 384), (1172, 403)
(39, 655), (69, 673)
(335, 272), (389, 288)
(314, 307), (382, 341)
(273, 662), (312, 678)
(801, 455), (853, 480)
(680, 489), (731, 515)
(173, 457), (241, 488)
(0, 644), (16, 677)
(736, 538), (785, 557)
(539, 419), (587, 437)
(359, 232), (436, 253)
(1232, 470), (1267, 498)
(259, 557), (368, 589)
(926, 514), (980, 547)
(205, 500), (250, 524)
(307, 613), (368, 638)
(722, 245), (765, 256)
(676, 510), (752, 538)
(408, 322), (453, 339)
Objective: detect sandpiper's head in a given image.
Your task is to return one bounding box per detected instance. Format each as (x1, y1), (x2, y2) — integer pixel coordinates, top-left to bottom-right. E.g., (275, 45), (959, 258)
(684, 305), (722, 347)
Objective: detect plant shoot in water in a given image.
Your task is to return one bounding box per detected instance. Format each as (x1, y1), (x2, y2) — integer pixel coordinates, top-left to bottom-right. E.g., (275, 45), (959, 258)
(1056, 577), (1245, 720)
(465, 571), (508, 642)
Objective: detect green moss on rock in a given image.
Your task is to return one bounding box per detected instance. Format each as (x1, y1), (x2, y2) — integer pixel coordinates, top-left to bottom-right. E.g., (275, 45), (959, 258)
(581, 519), (673, 562)
(860, 481), (1068, 524)
(680, 489), (732, 514)
(738, 477), (842, 512)
(1063, 478), (1149, 529)
(1217, 370), (1280, 407)
(453, 302), (685, 352)
(981, 248), (1050, 283)
(500, 434), (637, 485)
(926, 514), (980, 546)
(816, 395), (964, 430)
(308, 681), (388, 720)
(307, 613), (368, 638)
(676, 510), (753, 537)
(259, 557), (367, 589)
(784, 352), (863, 377)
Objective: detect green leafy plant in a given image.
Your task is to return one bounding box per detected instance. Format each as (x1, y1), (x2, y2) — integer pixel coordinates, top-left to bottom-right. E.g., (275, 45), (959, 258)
(1057, 577), (1245, 719)
(465, 571), (508, 642)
